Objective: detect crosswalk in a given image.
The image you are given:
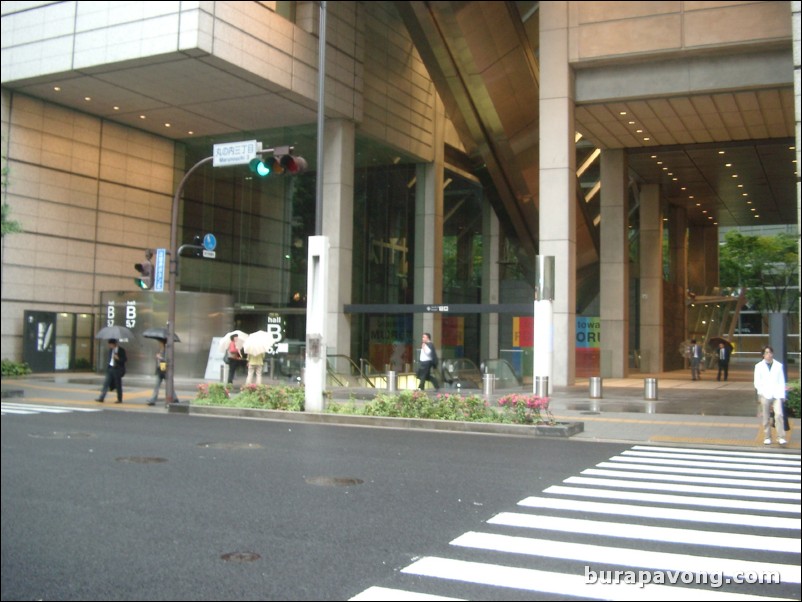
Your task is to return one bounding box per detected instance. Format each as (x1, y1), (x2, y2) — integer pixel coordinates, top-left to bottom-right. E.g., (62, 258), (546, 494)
(350, 444), (801, 601)
(1, 402), (101, 416)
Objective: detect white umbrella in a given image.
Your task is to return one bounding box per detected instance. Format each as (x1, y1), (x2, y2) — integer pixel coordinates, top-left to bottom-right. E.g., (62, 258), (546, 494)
(218, 330), (249, 352)
(243, 330), (277, 356)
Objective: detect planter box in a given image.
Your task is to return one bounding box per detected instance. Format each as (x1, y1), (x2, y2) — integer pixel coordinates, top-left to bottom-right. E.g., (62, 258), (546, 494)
(188, 404), (584, 438)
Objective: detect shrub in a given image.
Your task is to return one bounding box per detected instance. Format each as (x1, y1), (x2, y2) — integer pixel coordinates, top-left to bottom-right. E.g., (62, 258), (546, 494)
(194, 383), (306, 411)
(786, 380), (800, 419)
(497, 393), (554, 425)
(1, 359), (32, 377)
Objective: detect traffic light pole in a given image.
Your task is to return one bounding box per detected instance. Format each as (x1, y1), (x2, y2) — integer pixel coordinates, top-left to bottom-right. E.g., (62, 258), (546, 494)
(165, 155), (213, 406)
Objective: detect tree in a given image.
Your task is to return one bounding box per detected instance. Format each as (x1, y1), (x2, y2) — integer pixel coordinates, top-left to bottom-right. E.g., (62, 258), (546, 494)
(719, 230), (799, 315)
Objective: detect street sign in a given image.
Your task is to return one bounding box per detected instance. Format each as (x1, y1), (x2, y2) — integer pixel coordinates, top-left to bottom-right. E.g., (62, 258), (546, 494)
(202, 250), (216, 259)
(203, 233), (217, 251)
(154, 248), (167, 292)
(213, 140), (258, 167)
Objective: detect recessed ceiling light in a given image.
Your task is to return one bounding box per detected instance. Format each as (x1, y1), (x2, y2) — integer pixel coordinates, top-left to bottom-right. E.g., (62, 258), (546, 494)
(188, 131), (194, 135)
(113, 106), (120, 111)
(53, 86), (61, 92)
(84, 96), (91, 101)
(619, 111), (627, 115)
(643, 137), (650, 141)
(139, 115), (146, 119)
(164, 123), (171, 128)
(731, 174), (738, 178)
(718, 151), (725, 154)
(725, 163), (732, 167)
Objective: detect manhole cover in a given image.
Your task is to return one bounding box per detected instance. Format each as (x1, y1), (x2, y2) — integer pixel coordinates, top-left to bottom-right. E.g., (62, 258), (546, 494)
(221, 551), (261, 562)
(115, 456), (168, 464)
(28, 431), (93, 439)
(197, 442), (263, 450)
(305, 476), (364, 487)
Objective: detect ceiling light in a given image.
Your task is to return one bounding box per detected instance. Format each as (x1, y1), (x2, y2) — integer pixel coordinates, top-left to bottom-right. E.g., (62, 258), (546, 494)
(53, 86), (61, 92)
(113, 106), (120, 110)
(718, 151), (725, 154)
(84, 96), (91, 101)
(139, 115), (146, 119)
(619, 111), (627, 115)
(725, 163), (732, 167)
(731, 174), (738, 178)
(643, 137), (650, 141)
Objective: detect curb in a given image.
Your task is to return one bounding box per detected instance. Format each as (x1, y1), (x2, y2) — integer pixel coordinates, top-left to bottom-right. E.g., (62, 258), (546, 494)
(188, 405), (585, 438)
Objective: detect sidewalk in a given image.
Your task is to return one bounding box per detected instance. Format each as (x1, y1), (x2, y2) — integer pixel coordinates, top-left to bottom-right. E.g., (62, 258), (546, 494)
(1, 368), (798, 451)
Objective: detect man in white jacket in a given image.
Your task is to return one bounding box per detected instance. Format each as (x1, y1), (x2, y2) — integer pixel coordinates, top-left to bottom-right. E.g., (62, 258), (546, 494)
(754, 346), (787, 445)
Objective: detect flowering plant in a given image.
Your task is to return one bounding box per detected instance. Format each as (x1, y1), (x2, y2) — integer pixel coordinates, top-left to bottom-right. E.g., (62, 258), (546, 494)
(497, 393), (553, 425)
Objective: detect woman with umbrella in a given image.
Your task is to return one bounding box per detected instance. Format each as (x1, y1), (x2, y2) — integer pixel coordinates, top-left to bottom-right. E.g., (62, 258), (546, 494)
(142, 327), (181, 406)
(226, 333), (246, 385)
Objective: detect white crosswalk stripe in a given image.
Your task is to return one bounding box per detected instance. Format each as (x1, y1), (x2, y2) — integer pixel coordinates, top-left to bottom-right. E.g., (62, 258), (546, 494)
(1, 402), (101, 416)
(349, 444), (801, 601)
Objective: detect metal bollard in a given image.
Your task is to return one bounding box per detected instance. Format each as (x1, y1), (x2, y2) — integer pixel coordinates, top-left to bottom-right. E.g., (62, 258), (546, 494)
(534, 376), (549, 397)
(589, 376), (603, 399)
(482, 373), (495, 397)
(644, 377), (658, 400)
(386, 370), (397, 393)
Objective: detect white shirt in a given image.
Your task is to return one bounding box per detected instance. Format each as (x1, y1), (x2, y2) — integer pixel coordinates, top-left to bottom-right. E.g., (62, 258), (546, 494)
(420, 343), (434, 362)
(754, 359), (786, 400)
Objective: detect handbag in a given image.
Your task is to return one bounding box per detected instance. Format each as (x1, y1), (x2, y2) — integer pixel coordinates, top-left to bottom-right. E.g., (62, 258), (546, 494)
(223, 353), (230, 365)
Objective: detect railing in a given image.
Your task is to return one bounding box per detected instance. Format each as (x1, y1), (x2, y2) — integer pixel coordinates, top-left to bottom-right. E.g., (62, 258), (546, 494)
(326, 354), (376, 388)
(480, 358), (522, 390)
(439, 358), (483, 390)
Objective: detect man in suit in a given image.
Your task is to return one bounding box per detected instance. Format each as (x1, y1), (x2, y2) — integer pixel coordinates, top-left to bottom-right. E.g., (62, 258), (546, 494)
(716, 342), (731, 381)
(96, 338), (127, 403)
(689, 339), (703, 381)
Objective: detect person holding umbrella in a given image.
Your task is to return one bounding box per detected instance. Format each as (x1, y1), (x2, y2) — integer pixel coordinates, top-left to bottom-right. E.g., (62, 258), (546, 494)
(226, 333), (246, 385)
(146, 341), (179, 406)
(96, 338), (127, 403)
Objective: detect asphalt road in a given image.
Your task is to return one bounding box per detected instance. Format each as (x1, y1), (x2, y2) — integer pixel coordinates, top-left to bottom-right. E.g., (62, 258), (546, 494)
(2, 408), (799, 601)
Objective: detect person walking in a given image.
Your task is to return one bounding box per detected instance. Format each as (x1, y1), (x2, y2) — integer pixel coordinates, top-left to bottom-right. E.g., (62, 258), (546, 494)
(417, 332), (440, 391)
(245, 352), (265, 386)
(754, 346), (788, 446)
(226, 334), (245, 385)
(96, 338), (127, 403)
(689, 339), (703, 381)
(716, 342), (731, 382)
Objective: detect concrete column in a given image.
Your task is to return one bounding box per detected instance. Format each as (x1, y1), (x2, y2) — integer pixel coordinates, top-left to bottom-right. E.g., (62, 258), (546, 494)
(669, 205), (688, 293)
(413, 97), (445, 344)
(639, 184), (663, 373)
(599, 149), (628, 377)
(539, 1), (576, 387)
(687, 225), (719, 294)
(321, 119), (355, 358)
(481, 201), (500, 362)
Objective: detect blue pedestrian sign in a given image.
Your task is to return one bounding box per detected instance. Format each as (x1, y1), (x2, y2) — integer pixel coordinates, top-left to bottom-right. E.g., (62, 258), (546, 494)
(203, 233), (217, 251)
(154, 248), (167, 292)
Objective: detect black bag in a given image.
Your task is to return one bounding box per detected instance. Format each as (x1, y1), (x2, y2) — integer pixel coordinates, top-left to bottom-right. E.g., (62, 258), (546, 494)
(223, 353), (230, 365)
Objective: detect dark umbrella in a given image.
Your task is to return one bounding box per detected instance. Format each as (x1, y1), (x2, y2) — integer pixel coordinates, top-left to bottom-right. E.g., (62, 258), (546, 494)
(708, 337), (734, 351)
(95, 325), (136, 341)
(142, 327), (181, 343)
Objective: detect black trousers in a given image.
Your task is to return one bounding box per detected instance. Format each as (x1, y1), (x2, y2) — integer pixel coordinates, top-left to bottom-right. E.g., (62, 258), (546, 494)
(99, 367), (124, 401)
(717, 360), (729, 381)
(417, 361), (439, 390)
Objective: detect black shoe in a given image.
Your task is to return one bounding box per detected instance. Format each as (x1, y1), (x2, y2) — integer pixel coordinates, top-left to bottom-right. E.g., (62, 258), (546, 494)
(114, 400), (122, 404)
(95, 398), (104, 402)
(146, 401), (156, 406)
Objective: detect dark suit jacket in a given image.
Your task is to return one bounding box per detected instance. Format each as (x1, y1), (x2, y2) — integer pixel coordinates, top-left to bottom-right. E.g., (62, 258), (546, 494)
(108, 346), (127, 376)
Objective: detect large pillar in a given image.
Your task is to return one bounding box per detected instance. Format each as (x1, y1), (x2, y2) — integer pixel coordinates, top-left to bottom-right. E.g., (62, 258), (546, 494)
(599, 149), (629, 377)
(639, 184), (663, 373)
(481, 201), (500, 362)
(414, 97), (445, 345)
(669, 205), (688, 294)
(539, 1), (576, 387)
(321, 119), (355, 358)
(687, 225), (719, 294)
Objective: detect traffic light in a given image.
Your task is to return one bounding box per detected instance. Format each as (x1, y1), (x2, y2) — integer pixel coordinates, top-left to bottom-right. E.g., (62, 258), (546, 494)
(134, 262), (153, 289)
(248, 149), (307, 177)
